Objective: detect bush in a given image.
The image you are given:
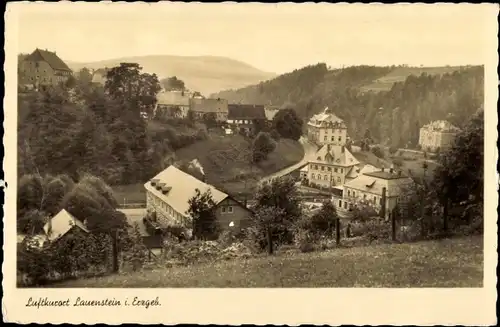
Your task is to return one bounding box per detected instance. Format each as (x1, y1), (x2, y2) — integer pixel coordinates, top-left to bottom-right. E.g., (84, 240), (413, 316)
(389, 146), (398, 154)
(371, 146), (384, 158)
(293, 229), (316, 253)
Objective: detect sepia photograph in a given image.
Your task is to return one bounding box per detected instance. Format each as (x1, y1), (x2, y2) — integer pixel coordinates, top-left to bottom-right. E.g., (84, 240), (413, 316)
(3, 2), (498, 325)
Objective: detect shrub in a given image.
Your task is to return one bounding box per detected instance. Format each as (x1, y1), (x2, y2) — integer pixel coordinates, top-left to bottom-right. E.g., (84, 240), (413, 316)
(371, 146), (385, 158)
(389, 146), (398, 154)
(293, 229), (316, 253)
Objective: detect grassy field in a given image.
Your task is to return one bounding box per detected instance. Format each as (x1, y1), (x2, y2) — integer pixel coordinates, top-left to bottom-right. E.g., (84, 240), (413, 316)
(51, 236), (483, 288)
(361, 66), (467, 92)
(174, 133), (304, 195)
(113, 132), (304, 202)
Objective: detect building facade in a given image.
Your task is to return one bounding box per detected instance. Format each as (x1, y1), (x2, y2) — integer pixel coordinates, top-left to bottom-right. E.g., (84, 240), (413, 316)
(227, 104), (267, 135)
(155, 90), (191, 119)
(419, 120), (461, 152)
(306, 144), (360, 189)
(19, 48), (73, 87)
(144, 166), (253, 233)
(307, 107), (348, 146)
(189, 98), (229, 122)
(332, 168), (414, 220)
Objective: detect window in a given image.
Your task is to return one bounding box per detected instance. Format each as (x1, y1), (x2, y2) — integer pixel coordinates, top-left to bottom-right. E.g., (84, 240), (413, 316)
(347, 190), (351, 196)
(363, 194), (367, 199)
(353, 191), (356, 197)
(338, 136), (342, 142)
(222, 207), (226, 213)
(340, 169), (343, 174)
(338, 200), (342, 207)
(321, 166), (325, 171)
(324, 136), (327, 141)
(331, 136), (335, 141)
(334, 168), (338, 173)
(324, 175), (328, 180)
(312, 173), (315, 179)
(337, 177), (341, 183)
(228, 206), (233, 213)
(344, 202), (348, 209)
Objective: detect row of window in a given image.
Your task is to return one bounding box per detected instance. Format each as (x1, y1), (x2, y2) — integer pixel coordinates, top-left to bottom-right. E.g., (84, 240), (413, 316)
(345, 189), (384, 206)
(310, 173), (342, 183)
(310, 164), (344, 174)
(221, 205), (234, 214)
(324, 136), (343, 142)
(148, 193), (185, 223)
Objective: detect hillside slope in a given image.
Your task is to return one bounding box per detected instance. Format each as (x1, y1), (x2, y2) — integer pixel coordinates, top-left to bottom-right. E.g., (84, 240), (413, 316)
(212, 64), (483, 148)
(66, 55), (276, 96)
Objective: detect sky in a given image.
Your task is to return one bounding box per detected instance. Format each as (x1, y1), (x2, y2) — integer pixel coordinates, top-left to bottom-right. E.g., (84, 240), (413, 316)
(13, 2), (496, 74)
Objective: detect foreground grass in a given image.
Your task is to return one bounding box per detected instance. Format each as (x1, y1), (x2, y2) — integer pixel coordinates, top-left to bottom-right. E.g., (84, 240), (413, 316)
(51, 236), (483, 288)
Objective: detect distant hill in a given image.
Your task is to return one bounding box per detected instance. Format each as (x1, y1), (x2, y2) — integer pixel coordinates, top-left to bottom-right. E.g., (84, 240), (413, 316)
(211, 63), (484, 148)
(65, 55), (276, 96)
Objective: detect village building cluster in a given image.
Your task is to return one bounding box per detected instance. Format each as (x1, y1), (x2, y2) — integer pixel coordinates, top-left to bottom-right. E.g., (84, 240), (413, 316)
(17, 48), (463, 240)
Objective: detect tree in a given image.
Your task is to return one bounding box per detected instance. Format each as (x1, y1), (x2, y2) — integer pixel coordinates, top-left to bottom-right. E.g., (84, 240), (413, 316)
(202, 112), (217, 130)
(254, 177), (302, 245)
(124, 223), (149, 271)
(250, 206), (286, 254)
(252, 132), (276, 163)
(161, 76), (186, 91)
(309, 200), (337, 236)
(272, 108), (303, 141)
(431, 110), (484, 232)
(186, 189), (220, 240)
(104, 63), (161, 117)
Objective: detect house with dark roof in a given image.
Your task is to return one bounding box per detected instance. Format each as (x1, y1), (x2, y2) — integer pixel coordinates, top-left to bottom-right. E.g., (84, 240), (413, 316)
(144, 165), (253, 235)
(227, 104), (266, 134)
(189, 98), (228, 122)
(19, 48), (73, 86)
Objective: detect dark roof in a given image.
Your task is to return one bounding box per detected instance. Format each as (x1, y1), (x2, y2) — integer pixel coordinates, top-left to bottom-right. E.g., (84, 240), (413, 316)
(25, 49), (72, 72)
(228, 104), (266, 120)
(364, 169), (408, 180)
(190, 98), (228, 113)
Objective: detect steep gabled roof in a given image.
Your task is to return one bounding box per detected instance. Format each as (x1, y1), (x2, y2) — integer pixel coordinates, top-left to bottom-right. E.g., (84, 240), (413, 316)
(157, 90), (190, 107)
(144, 165), (228, 219)
(190, 98), (228, 113)
(43, 209), (89, 243)
(25, 49), (72, 72)
(228, 104), (266, 120)
(312, 144), (360, 167)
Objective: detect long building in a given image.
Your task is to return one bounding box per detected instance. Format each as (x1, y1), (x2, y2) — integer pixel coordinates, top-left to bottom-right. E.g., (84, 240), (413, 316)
(144, 165), (253, 234)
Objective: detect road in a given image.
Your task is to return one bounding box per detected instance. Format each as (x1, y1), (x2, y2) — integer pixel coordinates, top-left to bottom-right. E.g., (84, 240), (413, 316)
(259, 136), (318, 185)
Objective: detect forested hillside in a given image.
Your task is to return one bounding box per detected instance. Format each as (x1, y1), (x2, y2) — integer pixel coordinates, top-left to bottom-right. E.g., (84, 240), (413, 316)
(18, 63), (206, 186)
(212, 64), (484, 147)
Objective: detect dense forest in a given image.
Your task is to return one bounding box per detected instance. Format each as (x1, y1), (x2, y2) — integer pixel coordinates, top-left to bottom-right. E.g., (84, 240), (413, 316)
(213, 64), (484, 147)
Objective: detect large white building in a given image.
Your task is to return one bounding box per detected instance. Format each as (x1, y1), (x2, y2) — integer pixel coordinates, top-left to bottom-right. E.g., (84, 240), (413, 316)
(419, 120), (461, 152)
(332, 167), (414, 220)
(307, 107), (348, 146)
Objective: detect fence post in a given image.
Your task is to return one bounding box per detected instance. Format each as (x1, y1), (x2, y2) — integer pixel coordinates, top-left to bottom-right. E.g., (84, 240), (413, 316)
(335, 218), (340, 246)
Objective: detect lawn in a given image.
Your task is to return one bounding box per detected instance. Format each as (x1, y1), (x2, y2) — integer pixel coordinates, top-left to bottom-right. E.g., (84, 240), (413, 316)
(51, 236), (483, 288)
(175, 133), (304, 194)
(112, 133), (304, 203)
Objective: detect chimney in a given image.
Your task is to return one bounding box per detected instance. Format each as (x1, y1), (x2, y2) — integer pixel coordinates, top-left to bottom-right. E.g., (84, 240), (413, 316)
(381, 167), (385, 172)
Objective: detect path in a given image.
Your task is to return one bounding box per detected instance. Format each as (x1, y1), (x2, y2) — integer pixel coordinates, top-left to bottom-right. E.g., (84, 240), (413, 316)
(259, 136), (318, 185)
